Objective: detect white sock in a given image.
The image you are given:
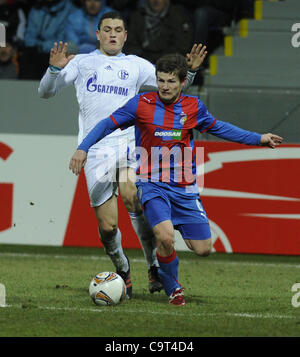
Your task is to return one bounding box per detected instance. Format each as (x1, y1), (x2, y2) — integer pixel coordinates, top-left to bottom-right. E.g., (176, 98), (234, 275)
(129, 212), (159, 268)
(99, 227), (129, 273)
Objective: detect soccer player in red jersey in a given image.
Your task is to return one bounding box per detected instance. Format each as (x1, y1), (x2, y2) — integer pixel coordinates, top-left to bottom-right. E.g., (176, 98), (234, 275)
(69, 53), (283, 305)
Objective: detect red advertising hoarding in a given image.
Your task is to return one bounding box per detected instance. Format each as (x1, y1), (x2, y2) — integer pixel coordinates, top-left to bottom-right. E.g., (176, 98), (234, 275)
(63, 142), (300, 256)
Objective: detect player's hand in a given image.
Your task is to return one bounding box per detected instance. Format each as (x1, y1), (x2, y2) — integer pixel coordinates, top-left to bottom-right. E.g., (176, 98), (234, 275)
(186, 43), (208, 71)
(69, 150), (87, 175)
(49, 41), (75, 68)
(260, 133), (283, 148)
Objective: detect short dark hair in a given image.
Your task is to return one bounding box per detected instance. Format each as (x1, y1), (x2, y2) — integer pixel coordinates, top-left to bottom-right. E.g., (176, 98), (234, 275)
(97, 11), (128, 31)
(155, 53), (188, 82)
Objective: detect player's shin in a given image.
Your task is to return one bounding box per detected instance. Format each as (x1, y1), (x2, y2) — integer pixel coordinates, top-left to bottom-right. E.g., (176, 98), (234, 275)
(156, 249), (181, 296)
(98, 227), (129, 273)
(130, 212), (163, 293)
(129, 212), (159, 268)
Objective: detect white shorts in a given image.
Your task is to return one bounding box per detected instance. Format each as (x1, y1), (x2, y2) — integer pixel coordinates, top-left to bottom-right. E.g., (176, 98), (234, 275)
(84, 135), (136, 207)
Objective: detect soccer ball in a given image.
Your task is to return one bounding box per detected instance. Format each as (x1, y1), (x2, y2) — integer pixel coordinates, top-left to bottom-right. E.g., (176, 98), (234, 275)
(89, 272), (126, 306)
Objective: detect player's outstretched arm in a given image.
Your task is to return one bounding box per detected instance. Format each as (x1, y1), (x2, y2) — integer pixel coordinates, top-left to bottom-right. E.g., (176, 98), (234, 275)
(186, 43), (208, 72)
(68, 98), (138, 175)
(38, 41), (78, 98)
(205, 119), (283, 147)
(260, 133), (283, 148)
(50, 41), (75, 69)
(68, 117), (121, 175)
(69, 150), (87, 176)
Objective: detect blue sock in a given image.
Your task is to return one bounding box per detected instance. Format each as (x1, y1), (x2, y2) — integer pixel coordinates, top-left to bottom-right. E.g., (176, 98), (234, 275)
(156, 250), (181, 296)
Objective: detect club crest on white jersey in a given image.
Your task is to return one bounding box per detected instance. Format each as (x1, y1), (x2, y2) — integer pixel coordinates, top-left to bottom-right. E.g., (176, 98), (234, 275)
(86, 71), (129, 96)
(118, 69), (129, 80)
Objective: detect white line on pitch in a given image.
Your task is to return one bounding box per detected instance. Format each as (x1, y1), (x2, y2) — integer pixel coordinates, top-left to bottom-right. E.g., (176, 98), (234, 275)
(0, 252), (299, 269)
(2, 303), (298, 321)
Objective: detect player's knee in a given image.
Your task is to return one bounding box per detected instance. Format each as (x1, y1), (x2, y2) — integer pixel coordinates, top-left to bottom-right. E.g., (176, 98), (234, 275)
(195, 247), (211, 257)
(99, 222), (118, 238)
(194, 241), (211, 257)
(121, 189), (142, 214)
(95, 204), (118, 237)
(157, 232), (174, 252)
(121, 194), (136, 213)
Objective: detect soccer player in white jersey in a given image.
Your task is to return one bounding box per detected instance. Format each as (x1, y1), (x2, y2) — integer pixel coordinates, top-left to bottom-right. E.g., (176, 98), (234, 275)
(38, 11), (207, 299)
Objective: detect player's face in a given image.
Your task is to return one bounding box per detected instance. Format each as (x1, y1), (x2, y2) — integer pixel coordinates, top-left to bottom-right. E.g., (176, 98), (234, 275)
(156, 71), (186, 104)
(96, 18), (127, 56)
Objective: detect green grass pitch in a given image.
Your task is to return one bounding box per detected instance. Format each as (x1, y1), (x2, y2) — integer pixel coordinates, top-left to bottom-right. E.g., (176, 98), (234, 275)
(0, 244), (300, 337)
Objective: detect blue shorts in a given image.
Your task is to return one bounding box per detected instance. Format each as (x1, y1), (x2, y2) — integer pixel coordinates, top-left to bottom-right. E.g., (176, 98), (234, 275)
(137, 181), (211, 240)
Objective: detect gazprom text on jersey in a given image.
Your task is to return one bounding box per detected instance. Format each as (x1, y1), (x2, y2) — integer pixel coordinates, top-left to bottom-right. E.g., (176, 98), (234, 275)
(87, 82), (129, 96)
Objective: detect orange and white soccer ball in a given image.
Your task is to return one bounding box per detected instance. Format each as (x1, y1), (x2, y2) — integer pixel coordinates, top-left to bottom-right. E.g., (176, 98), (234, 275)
(89, 272), (126, 306)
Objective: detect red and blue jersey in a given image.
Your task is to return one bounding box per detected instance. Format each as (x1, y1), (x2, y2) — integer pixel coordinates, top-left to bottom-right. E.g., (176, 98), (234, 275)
(78, 91), (261, 187)
(110, 92), (216, 187)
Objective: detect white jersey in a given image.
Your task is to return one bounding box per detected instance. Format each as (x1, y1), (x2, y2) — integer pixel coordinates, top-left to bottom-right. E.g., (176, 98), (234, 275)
(38, 49), (196, 207)
(38, 50), (157, 147)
